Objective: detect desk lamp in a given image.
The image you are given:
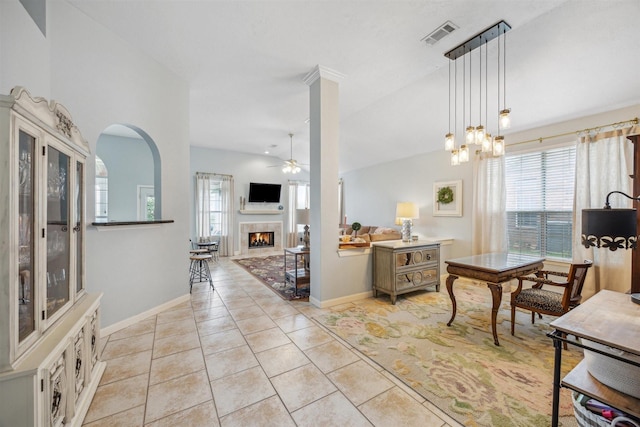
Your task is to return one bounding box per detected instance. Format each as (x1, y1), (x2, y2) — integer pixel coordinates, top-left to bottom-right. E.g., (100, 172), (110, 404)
(581, 190), (640, 304)
(395, 202), (419, 242)
(297, 208), (310, 249)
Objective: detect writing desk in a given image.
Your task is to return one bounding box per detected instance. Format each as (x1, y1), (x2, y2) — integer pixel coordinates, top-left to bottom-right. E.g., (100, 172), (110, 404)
(445, 253), (544, 346)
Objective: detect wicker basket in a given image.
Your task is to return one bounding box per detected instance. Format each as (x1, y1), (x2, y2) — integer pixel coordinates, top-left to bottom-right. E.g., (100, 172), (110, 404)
(572, 393), (640, 427)
(573, 393), (612, 427)
(582, 339), (640, 399)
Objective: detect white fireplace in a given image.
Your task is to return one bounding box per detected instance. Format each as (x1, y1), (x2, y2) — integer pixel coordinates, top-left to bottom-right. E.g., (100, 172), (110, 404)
(239, 221), (283, 256)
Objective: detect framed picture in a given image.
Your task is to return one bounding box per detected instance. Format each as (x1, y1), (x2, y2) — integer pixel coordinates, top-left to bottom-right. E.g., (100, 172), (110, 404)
(433, 180), (462, 217)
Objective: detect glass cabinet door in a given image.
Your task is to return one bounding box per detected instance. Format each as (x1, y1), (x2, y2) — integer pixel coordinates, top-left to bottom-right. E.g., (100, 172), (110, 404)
(75, 160), (84, 294)
(46, 146), (71, 319)
(18, 130), (36, 343)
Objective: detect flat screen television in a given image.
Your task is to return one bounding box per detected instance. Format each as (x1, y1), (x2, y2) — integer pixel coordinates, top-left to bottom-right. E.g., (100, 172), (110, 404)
(248, 182), (281, 203)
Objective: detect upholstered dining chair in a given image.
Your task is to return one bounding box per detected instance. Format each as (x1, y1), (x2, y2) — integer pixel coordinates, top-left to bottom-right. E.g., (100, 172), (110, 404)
(510, 260), (593, 336)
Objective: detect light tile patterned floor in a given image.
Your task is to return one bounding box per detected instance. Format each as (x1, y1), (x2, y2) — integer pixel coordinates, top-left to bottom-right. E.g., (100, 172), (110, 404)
(83, 257), (462, 426)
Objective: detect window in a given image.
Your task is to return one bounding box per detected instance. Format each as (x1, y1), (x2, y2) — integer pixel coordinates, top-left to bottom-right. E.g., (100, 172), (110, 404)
(208, 181), (222, 236)
(95, 156), (108, 222)
(505, 145), (576, 260)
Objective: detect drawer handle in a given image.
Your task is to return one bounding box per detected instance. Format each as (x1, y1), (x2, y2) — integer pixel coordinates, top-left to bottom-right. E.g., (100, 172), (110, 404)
(426, 254), (431, 260)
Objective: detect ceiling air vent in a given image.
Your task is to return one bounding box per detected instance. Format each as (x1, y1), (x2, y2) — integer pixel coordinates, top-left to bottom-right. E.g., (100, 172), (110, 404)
(422, 21), (458, 46)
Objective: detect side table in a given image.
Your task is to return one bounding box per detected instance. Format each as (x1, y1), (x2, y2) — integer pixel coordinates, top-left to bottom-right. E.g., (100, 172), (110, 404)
(548, 290), (640, 427)
(284, 246), (310, 297)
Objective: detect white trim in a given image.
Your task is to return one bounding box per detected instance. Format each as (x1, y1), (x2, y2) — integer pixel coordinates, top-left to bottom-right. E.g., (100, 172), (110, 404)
(309, 290), (373, 308)
(100, 294), (190, 337)
(303, 65), (346, 85)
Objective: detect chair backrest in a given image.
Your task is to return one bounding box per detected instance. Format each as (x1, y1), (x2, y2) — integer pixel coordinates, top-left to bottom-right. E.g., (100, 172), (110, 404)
(567, 260), (593, 306)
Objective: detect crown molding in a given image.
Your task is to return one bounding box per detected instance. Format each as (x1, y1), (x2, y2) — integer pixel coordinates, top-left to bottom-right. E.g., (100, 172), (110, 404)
(303, 65), (346, 86)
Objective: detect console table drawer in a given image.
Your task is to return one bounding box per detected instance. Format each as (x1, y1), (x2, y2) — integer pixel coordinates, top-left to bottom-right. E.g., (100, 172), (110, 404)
(395, 249), (437, 269)
(395, 266), (438, 291)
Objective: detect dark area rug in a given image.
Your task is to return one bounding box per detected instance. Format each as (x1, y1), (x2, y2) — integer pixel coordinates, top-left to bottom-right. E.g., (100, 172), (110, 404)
(234, 255), (309, 301)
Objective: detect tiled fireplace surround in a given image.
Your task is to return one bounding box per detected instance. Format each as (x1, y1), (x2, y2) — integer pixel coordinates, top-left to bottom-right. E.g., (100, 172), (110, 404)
(239, 221), (283, 256)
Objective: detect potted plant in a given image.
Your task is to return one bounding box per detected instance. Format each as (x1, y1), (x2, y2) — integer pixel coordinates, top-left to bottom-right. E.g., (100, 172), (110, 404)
(351, 221), (361, 236)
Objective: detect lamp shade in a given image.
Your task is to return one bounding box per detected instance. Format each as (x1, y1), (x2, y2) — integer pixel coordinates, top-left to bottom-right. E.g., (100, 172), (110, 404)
(296, 208), (310, 225)
(396, 202), (419, 219)
(581, 208), (637, 251)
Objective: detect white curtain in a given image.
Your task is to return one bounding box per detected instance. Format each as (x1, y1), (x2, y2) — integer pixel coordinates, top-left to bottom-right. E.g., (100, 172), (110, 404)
(287, 181), (309, 247)
(195, 174), (211, 242)
(472, 153), (507, 254)
(219, 175), (234, 256)
(195, 173), (234, 257)
(573, 128), (637, 298)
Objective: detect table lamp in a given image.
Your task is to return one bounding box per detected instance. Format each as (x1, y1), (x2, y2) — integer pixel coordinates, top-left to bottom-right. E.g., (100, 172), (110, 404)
(297, 208), (310, 249)
(581, 190), (640, 304)
(395, 202), (419, 242)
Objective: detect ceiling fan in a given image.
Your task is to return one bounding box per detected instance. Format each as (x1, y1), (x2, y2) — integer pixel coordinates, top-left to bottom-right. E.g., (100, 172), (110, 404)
(270, 133), (307, 174)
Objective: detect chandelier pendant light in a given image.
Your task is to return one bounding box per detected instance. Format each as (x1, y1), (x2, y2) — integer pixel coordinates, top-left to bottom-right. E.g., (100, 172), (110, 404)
(444, 20), (511, 165)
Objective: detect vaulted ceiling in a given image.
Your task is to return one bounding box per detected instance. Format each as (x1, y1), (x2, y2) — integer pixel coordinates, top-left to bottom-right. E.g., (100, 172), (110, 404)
(70, 0), (640, 173)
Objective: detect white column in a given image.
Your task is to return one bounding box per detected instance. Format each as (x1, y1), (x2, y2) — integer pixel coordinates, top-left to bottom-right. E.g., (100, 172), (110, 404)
(303, 65), (344, 304)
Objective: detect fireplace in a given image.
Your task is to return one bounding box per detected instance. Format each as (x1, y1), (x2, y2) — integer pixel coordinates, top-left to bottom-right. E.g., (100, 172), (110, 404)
(239, 221), (282, 256)
(248, 232), (275, 249)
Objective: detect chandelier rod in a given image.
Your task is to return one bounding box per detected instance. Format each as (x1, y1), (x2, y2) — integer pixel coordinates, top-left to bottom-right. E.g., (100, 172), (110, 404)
(444, 21), (511, 60)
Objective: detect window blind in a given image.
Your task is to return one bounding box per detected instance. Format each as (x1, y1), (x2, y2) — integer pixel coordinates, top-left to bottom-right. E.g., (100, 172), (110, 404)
(505, 145), (576, 260)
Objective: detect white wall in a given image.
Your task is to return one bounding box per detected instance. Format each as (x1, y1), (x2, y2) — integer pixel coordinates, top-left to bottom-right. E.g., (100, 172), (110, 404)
(190, 146), (310, 253)
(0, 1), (50, 97)
(1, 0), (191, 328)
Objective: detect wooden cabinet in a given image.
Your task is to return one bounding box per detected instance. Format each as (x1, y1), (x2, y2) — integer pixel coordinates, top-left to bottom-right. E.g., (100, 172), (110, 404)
(0, 87), (105, 426)
(373, 241), (440, 304)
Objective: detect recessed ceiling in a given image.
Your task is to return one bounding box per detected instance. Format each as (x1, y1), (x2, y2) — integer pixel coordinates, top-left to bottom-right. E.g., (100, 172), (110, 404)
(68, 0), (640, 173)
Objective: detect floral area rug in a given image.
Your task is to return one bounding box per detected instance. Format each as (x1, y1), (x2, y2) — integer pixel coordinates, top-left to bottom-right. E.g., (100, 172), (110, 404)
(317, 280), (581, 427)
(234, 255), (309, 301)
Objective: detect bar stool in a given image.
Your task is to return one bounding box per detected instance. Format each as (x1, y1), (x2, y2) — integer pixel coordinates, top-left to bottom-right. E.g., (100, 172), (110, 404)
(189, 239), (209, 256)
(189, 253), (213, 293)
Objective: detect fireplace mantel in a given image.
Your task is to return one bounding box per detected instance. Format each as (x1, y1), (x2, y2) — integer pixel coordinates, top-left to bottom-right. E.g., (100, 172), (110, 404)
(239, 210), (282, 215)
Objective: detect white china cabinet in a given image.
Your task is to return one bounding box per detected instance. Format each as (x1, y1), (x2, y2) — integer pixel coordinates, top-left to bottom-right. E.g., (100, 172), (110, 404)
(0, 87), (105, 426)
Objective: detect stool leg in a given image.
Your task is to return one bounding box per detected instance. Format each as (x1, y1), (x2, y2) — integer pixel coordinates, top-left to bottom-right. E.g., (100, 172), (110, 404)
(189, 259), (197, 293)
(202, 260), (214, 290)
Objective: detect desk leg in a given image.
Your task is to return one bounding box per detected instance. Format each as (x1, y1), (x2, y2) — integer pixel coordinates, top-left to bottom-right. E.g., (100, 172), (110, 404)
(487, 282), (502, 346)
(551, 331), (562, 427)
(446, 274), (458, 326)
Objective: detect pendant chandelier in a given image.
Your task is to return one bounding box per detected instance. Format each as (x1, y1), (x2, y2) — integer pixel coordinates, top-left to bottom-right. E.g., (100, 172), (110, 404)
(445, 21), (511, 165)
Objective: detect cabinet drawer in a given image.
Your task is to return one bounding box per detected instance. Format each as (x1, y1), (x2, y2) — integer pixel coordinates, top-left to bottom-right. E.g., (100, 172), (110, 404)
(395, 249), (437, 269)
(395, 267), (438, 291)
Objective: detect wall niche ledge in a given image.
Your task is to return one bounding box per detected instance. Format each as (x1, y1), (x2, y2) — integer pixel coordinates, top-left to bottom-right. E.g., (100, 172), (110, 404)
(91, 219), (175, 229)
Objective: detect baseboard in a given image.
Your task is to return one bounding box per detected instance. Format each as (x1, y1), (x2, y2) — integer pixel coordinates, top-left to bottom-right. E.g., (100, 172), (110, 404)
(309, 290), (373, 308)
(101, 294), (191, 337)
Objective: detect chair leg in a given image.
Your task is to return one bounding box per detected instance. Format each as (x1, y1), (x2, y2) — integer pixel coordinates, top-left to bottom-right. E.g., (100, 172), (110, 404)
(531, 311), (535, 324)
(511, 305), (516, 335)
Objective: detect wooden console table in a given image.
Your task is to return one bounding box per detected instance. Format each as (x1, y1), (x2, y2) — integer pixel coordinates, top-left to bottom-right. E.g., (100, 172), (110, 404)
(373, 240), (440, 304)
(548, 290), (640, 427)
(445, 253), (544, 346)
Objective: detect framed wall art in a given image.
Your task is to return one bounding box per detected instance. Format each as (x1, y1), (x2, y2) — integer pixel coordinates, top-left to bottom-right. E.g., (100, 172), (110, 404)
(433, 180), (462, 217)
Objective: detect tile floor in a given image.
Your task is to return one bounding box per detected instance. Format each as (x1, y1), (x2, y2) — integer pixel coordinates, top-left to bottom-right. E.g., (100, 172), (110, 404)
(83, 257), (462, 427)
